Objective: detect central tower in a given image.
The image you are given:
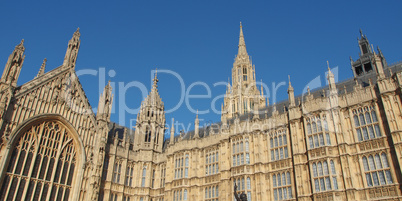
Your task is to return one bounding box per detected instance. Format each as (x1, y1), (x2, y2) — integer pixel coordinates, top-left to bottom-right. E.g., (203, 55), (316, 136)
(221, 23), (267, 121)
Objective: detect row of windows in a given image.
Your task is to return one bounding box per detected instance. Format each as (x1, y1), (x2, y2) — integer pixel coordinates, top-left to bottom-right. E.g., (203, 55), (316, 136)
(206, 152), (219, 164)
(271, 147), (288, 161)
(232, 141), (250, 154)
(233, 177), (252, 201)
(232, 153), (250, 166)
(354, 107), (381, 141)
(308, 133), (331, 149)
(234, 177), (251, 191)
(270, 133), (287, 148)
(307, 116), (330, 150)
(233, 139), (250, 166)
(175, 154), (189, 179)
(306, 118), (328, 134)
(312, 160), (338, 192)
(273, 172), (292, 201)
(173, 190), (188, 201)
(362, 153), (393, 186)
(206, 164), (219, 175)
(206, 150), (219, 176)
(205, 186), (219, 200)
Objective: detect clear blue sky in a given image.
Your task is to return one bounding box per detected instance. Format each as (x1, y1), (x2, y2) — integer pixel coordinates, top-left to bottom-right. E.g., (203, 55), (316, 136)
(1, 1), (401, 138)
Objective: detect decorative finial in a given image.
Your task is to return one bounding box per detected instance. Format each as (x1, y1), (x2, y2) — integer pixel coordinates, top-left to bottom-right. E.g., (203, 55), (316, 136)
(327, 60), (330, 71)
(152, 68), (158, 88)
(359, 29), (363, 38)
(20, 39), (24, 45)
(288, 75), (291, 85)
(73, 28), (80, 37)
(240, 21), (242, 28)
(307, 86), (310, 95)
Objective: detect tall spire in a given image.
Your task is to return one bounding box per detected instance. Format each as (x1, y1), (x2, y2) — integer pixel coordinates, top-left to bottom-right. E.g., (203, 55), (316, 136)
(36, 58), (47, 78)
(237, 22), (248, 58)
(327, 61), (336, 91)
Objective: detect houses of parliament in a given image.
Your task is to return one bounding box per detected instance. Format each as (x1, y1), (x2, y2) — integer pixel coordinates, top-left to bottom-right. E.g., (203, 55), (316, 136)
(0, 24), (402, 201)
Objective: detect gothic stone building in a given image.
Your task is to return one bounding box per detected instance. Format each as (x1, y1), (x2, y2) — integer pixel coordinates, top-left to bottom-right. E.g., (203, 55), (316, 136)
(0, 25), (402, 201)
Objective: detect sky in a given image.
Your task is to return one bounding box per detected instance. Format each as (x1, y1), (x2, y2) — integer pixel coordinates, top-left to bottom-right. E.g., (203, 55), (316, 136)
(0, 1), (401, 138)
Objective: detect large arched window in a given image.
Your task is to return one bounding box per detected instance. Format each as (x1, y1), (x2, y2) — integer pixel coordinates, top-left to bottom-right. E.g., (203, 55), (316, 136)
(0, 120), (78, 201)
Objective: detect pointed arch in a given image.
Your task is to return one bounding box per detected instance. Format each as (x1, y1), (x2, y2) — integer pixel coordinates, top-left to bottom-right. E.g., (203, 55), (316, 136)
(0, 114), (85, 201)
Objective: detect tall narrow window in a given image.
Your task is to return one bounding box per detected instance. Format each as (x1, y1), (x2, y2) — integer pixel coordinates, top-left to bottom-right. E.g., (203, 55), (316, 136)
(126, 165), (134, 186)
(113, 162), (122, 183)
(151, 170), (155, 188)
(145, 127), (152, 143)
(141, 167), (147, 187)
(185, 154), (189, 178)
(183, 190), (187, 200)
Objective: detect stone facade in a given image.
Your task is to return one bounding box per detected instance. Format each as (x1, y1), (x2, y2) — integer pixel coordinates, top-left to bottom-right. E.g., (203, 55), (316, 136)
(0, 25), (402, 201)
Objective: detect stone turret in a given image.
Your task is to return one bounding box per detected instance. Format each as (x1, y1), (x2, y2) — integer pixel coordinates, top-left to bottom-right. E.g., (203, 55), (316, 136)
(134, 70), (166, 152)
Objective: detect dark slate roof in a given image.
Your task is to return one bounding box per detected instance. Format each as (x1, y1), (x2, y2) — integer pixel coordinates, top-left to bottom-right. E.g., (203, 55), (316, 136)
(108, 122), (135, 143)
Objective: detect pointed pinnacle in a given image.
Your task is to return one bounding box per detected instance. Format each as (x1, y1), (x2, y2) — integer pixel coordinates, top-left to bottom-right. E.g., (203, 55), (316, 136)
(37, 58), (47, 77)
(327, 60), (331, 71)
(237, 22), (248, 57)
